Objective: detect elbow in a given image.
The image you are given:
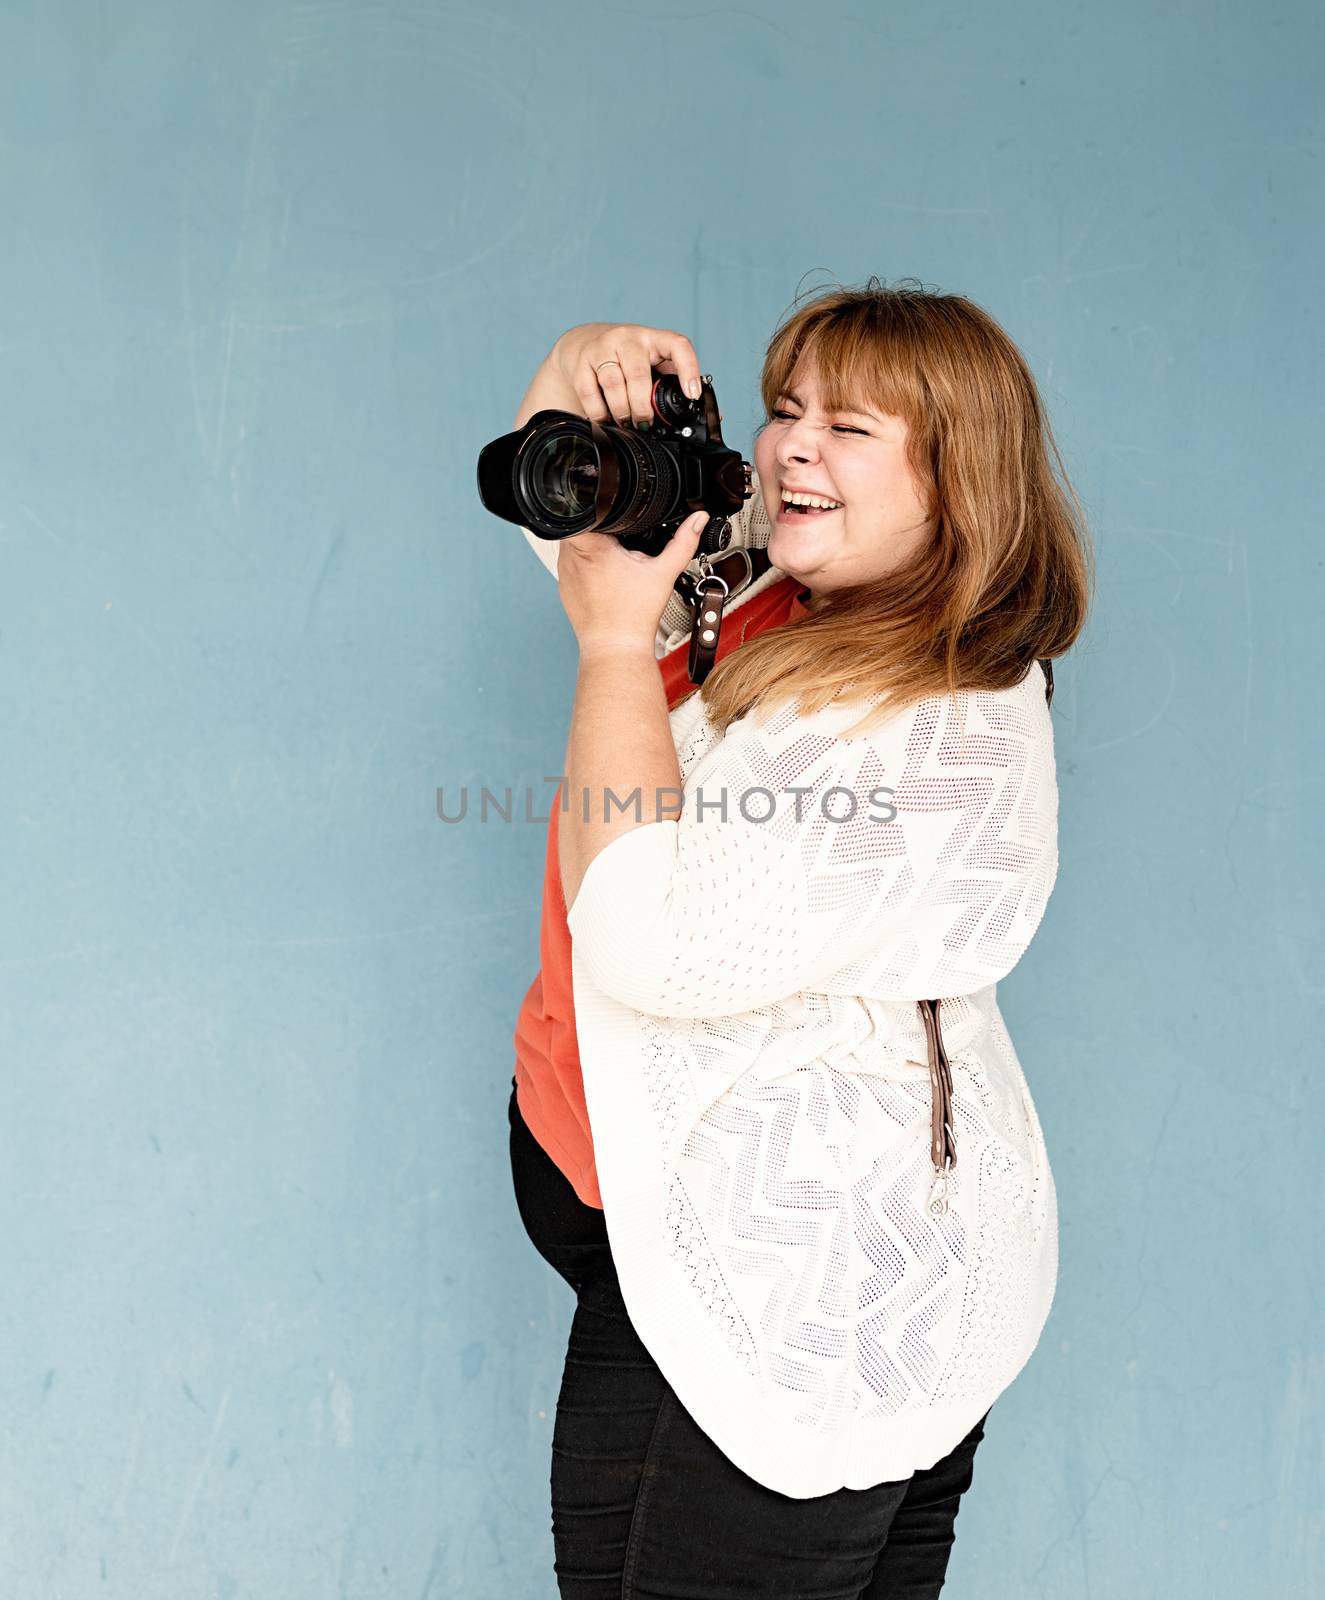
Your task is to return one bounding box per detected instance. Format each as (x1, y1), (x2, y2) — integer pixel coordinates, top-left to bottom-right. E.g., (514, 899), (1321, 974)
(572, 938), (666, 1013)
(572, 937), (780, 1019)
(961, 867), (1059, 986)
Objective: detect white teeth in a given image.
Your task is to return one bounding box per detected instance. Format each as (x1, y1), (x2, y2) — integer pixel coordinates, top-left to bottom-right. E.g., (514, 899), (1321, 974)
(781, 491), (842, 510)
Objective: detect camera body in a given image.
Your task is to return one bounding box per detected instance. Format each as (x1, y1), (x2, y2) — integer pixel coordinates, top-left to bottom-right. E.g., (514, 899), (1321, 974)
(476, 373), (752, 559)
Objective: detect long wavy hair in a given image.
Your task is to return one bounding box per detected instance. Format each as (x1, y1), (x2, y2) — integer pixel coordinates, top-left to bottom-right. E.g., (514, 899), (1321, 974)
(678, 278), (1095, 741)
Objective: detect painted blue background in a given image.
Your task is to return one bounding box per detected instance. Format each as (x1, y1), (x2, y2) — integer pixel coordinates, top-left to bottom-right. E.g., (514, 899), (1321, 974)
(2, 2), (1320, 1594)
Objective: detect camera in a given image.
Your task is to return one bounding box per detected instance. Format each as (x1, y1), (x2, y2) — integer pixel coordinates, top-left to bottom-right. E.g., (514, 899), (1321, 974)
(476, 373), (752, 560)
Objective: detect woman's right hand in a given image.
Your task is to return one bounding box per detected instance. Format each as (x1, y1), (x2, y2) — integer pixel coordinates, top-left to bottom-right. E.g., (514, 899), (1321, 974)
(552, 322), (709, 430)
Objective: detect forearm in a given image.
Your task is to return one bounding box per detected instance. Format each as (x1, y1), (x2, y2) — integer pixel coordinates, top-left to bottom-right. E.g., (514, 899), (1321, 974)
(515, 333), (585, 430)
(558, 649), (683, 911)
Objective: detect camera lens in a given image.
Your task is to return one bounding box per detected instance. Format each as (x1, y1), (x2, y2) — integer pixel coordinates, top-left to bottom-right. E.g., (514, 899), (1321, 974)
(477, 376), (743, 559)
(516, 417), (679, 539)
(526, 431), (598, 521)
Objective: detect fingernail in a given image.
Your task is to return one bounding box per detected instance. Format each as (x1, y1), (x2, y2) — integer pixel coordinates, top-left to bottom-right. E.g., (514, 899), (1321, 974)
(686, 379), (702, 400)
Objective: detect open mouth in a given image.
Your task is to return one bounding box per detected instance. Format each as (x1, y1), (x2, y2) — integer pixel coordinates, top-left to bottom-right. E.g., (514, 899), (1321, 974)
(779, 501), (841, 519)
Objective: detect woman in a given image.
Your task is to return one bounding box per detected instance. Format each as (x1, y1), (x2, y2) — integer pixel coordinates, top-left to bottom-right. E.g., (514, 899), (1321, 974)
(507, 280), (1094, 1598)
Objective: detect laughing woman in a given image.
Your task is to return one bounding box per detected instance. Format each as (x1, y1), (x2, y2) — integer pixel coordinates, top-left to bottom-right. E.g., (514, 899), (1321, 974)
(506, 280), (1093, 1599)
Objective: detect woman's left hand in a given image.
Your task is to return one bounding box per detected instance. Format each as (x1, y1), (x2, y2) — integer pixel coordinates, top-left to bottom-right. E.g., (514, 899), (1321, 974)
(556, 509), (709, 658)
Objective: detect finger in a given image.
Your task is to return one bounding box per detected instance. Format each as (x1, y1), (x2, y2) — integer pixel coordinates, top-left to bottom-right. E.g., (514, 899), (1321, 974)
(594, 357), (632, 426)
(571, 363), (613, 424)
(664, 511), (709, 574)
(669, 509), (709, 556)
(649, 329), (703, 402)
(616, 349), (656, 428)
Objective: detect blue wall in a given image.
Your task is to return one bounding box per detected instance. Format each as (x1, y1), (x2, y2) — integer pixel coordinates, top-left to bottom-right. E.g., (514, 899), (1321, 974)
(2, 2), (1320, 1595)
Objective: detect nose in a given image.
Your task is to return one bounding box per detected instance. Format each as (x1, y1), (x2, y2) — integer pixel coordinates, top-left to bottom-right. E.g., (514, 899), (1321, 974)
(773, 416), (821, 471)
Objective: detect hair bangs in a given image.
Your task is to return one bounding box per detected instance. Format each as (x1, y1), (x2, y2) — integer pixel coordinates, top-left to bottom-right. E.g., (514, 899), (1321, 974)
(760, 299), (924, 429)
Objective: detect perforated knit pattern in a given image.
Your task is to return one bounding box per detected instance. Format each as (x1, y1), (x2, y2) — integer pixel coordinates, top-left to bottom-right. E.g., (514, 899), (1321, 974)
(566, 661), (1061, 1496)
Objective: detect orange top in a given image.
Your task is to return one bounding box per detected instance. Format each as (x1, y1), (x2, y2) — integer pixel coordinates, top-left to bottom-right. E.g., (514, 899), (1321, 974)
(513, 575), (814, 1208)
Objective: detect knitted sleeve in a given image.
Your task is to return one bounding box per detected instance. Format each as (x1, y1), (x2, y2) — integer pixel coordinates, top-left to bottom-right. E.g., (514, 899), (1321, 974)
(520, 521), (562, 580)
(565, 678), (1058, 1018)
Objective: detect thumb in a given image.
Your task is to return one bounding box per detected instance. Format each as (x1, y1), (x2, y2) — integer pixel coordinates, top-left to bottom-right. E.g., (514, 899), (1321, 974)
(667, 508), (709, 564)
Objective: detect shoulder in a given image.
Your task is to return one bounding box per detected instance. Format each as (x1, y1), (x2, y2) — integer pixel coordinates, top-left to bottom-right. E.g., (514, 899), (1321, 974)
(674, 660), (1053, 783)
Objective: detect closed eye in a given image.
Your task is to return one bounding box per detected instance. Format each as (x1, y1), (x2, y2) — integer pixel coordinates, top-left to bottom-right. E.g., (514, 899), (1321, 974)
(770, 409), (864, 434)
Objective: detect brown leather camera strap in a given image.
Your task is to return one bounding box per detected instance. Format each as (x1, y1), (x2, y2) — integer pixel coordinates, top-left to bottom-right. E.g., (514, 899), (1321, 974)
(674, 547), (774, 684)
(918, 998), (956, 1218)
(686, 577), (728, 685)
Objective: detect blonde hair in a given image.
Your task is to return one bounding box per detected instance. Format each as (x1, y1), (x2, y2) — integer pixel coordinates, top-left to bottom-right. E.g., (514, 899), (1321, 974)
(679, 277), (1095, 740)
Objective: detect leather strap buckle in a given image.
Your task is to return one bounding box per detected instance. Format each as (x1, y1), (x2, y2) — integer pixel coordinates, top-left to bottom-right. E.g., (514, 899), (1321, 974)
(674, 547), (754, 610)
(673, 546), (777, 685)
(686, 570), (729, 685)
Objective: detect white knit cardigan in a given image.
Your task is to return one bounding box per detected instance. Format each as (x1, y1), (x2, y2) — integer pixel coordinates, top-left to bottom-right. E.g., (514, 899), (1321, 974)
(521, 475), (1060, 1497)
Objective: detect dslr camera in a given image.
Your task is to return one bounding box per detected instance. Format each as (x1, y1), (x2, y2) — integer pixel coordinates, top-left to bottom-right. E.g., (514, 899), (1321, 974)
(476, 373), (752, 560)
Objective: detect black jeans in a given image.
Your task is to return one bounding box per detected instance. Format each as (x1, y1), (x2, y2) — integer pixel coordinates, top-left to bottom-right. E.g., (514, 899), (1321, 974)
(508, 1079), (990, 1599)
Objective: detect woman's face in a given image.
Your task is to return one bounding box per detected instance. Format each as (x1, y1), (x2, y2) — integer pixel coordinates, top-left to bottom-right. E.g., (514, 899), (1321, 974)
(753, 359), (935, 596)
